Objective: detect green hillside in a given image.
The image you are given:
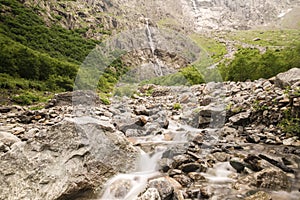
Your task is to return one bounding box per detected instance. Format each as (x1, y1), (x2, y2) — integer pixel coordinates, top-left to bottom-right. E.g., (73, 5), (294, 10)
(0, 0), (299, 105)
(0, 0), (101, 104)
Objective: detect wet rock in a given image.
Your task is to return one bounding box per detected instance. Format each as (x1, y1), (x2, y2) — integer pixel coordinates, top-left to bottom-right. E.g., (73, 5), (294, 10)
(0, 118), (138, 200)
(245, 191), (272, 200)
(283, 137), (299, 146)
(138, 188), (161, 200)
(188, 172), (206, 182)
(255, 168), (291, 190)
(0, 106), (11, 113)
(246, 134), (261, 144)
(212, 152), (231, 162)
(199, 187), (213, 199)
(173, 174), (192, 187)
(230, 159), (245, 173)
(11, 127), (25, 135)
(180, 163), (203, 173)
(244, 154), (263, 172)
(0, 141), (9, 153)
(148, 177), (174, 200)
(236, 168), (291, 191)
(258, 154), (294, 173)
(172, 155), (193, 169)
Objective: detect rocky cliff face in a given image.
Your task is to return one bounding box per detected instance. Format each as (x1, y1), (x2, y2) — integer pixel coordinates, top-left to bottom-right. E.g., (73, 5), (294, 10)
(22, 0), (300, 38)
(183, 0), (300, 31)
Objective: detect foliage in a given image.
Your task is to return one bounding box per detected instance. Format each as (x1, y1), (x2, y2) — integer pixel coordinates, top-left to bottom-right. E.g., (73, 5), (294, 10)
(190, 34), (227, 62)
(0, 0), (100, 94)
(280, 118), (300, 136)
(140, 65), (205, 86)
(0, 73), (47, 91)
(99, 93), (111, 105)
(0, 34), (78, 90)
(173, 103), (181, 110)
(12, 91), (41, 105)
(179, 66), (205, 85)
(219, 44), (300, 82)
(0, 0), (97, 63)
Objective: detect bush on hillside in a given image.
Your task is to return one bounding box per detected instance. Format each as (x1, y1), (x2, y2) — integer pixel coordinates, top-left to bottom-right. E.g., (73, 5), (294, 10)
(219, 44), (300, 82)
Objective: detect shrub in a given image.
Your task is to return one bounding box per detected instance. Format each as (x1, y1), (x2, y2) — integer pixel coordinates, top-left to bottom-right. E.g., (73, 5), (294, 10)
(219, 44), (300, 82)
(12, 92), (40, 105)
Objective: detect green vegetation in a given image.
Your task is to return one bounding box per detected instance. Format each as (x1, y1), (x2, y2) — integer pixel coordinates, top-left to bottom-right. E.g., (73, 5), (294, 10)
(0, 0), (118, 105)
(0, 34), (78, 87)
(173, 103), (181, 110)
(0, 0), (99, 96)
(1, 0), (300, 106)
(252, 100), (269, 111)
(280, 118), (300, 136)
(222, 29), (300, 47)
(218, 44), (300, 82)
(141, 65), (205, 86)
(279, 107), (300, 136)
(0, 0), (97, 63)
(190, 34), (227, 62)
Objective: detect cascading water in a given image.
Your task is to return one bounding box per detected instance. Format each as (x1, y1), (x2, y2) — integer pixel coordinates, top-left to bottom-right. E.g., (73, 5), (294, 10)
(191, 0), (198, 12)
(100, 148), (165, 200)
(100, 119), (196, 200)
(145, 19), (163, 77)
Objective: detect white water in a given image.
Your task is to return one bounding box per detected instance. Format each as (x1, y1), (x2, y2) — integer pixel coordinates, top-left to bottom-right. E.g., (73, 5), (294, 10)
(145, 19), (155, 55)
(202, 162), (235, 183)
(145, 18), (163, 77)
(100, 149), (164, 200)
(278, 8), (292, 18)
(191, 0), (198, 12)
(100, 120), (192, 199)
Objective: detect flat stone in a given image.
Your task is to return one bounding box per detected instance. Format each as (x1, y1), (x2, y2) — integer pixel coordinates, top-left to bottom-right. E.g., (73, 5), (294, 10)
(229, 111), (251, 126)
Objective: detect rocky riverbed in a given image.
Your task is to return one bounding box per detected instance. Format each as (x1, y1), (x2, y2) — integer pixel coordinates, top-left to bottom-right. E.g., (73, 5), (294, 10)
(0, 68), (299, 200)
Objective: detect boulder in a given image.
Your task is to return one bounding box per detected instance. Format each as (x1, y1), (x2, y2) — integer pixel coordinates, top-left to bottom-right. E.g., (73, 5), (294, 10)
(0, 131), (21, 147)
(148, 177), (174, 200)
(235, 168), (291, 191)
(274, 68), (300, 88)
(229, 111), (251, 126)
(0, 117), (138, 200)
(138, 188), (161, 200)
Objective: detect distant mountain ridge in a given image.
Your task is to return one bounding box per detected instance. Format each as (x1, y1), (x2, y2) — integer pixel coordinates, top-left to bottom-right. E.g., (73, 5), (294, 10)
(21, 0), (300, 40)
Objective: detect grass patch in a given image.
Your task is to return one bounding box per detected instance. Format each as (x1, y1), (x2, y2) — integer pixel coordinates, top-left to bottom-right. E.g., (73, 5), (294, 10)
(222, 29), (300, 47)
(189, 33), (227, 62)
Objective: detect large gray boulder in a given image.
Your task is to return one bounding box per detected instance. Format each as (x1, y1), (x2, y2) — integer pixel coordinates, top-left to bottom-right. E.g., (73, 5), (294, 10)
(0, 117), (138, 200)
(274, 68), (300, 88)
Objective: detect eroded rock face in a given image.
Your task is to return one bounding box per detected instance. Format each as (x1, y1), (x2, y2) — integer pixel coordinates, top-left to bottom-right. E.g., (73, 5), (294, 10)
(0, 118), (138, 200)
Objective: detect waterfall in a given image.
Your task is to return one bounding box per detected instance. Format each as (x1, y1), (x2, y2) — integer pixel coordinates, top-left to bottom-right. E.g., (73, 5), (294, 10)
(146, 19), (155, 55)
(191, 0), (198, 11)
(145, 19), (163, 77)
(100, 148), (164, 200)
(100, 119), (195, 200)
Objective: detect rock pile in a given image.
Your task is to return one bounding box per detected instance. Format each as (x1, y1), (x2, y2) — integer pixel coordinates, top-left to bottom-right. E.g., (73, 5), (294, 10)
(0, 68), (299, 199)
